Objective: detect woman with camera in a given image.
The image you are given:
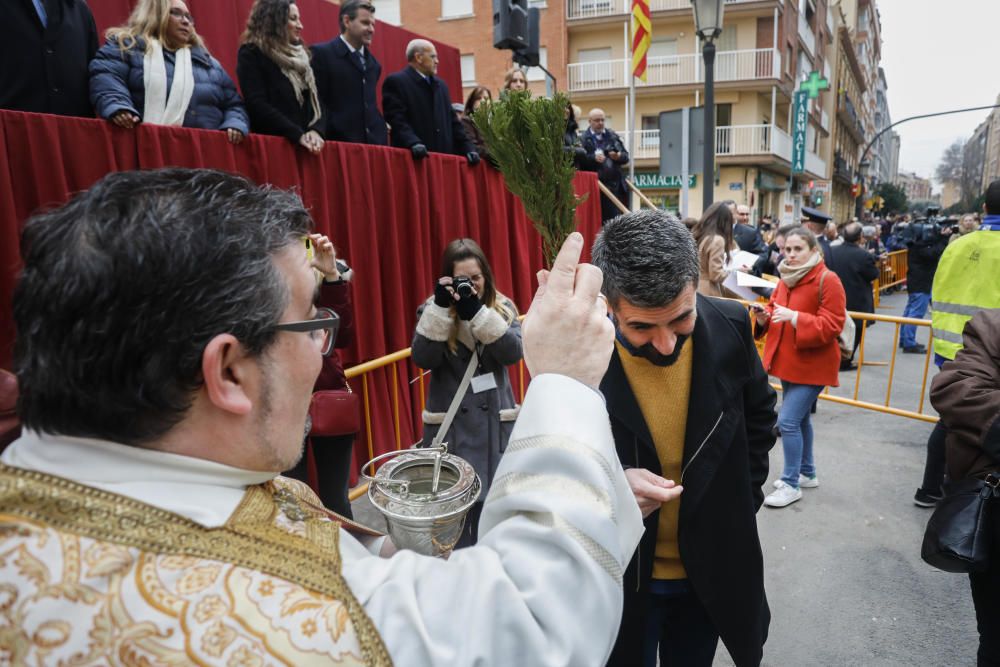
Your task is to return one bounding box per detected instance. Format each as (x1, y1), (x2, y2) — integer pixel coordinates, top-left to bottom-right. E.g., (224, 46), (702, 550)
(753, 226), (846, 508)
(412, 239), (522, 547)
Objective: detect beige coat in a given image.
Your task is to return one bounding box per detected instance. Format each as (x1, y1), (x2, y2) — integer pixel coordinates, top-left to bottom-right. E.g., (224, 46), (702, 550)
(697, 234), (731, 297)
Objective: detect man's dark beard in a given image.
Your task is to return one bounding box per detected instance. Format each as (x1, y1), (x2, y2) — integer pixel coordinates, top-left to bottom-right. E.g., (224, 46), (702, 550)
(617, 330), (690, 367)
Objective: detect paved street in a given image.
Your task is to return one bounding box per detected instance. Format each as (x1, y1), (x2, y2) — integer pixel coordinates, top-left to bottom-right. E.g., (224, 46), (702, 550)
(353, 291), (980, 666)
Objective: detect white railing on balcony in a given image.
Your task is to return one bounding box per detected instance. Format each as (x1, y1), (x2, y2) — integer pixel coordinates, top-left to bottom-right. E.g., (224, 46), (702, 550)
(620, 125), (824, 176)
(567, 0), (775, 20)
(567, 48), (779, 91)
(798, 13), (816, 55)
(820, 108), (830, 132)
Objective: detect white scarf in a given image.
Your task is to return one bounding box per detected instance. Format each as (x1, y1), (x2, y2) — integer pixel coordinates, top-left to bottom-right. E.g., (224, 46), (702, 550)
(143, 38), (195, 126)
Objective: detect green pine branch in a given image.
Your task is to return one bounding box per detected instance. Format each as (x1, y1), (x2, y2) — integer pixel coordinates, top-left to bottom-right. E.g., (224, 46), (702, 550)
(471, 91), (586, 267)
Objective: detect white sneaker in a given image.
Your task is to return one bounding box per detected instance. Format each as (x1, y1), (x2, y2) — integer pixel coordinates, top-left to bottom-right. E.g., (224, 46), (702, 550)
(764, 484), (803, 508)
(773, 475), (819, 489)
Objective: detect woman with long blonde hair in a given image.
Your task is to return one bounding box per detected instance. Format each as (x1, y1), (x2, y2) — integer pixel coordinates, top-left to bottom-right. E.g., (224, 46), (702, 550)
(411, 238), (523, 547)
(89, 0), (248, 143)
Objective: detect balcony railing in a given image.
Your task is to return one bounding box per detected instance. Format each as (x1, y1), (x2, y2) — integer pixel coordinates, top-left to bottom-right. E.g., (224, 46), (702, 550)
(621, 124), (826, 177)
(568, 48), (779, 91)
(567, 0), (772, 20)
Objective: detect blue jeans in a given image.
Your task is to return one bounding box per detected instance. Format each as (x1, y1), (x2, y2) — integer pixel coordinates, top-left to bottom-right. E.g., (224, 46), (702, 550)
(642, 579), (719, 667)
(779, 381), (825, 488)
(899, 291), (930, 348)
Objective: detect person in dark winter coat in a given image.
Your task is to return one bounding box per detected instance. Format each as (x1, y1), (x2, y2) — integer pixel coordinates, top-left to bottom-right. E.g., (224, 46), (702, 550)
(412, 239), (522, 548)
(734, 205), (768, 254)
(89, 0), (249, 142)
(461, 86), (493, 166)
(563, 100), (586, 168)
(580, 108), (630, 222)
(282, 234), (357, 518)
(831, 222), (879, 368)
(237, 0), (324, 152)
(382, 39), (478, 162)
(930, 309), (1000, 667)
(898, 220), (950, 353)
(591, 210), (777, 667)
(2, 0), (98, 117)
(311, 0), (388, 145)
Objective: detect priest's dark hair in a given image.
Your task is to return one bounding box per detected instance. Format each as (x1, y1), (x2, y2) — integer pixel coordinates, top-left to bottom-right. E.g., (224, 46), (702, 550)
(591, 209), (700, 309)
(13, 168), (312, 446)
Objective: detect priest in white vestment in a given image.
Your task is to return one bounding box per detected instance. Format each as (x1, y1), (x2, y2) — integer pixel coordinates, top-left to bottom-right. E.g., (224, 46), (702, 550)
(0, 168), (644, 666)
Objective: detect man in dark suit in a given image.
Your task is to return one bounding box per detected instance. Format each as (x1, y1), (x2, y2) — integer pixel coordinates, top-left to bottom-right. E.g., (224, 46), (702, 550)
(734, 204), (768, 254)
(591, 209), (777, 667)
(800, 206), (838, 273)
(381, 39), (478, 163)
(311, 0), (387, 145)
(831, 222), (879, 370)
(2, 0), (98, 117)
(580, 108), (631, 222)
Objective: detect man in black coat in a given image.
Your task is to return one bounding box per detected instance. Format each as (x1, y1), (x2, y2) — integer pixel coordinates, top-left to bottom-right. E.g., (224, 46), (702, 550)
(591, 210), (777, 667)
(381, 39), (478, 163)
(2, 0), (98, 117)
(831, 222), (880, 369)
(734, 204), (768, 254)
(898, 218), (950, 353)
(311, 0), (387, 145)
(580, 108), (631, 222)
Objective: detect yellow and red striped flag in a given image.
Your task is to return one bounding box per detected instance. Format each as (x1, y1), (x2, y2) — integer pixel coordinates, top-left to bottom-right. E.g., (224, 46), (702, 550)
(631, 0), (651, 81)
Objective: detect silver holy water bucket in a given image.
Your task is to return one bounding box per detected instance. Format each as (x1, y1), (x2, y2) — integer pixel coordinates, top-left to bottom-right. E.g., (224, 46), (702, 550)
(363, 446), (481, 558)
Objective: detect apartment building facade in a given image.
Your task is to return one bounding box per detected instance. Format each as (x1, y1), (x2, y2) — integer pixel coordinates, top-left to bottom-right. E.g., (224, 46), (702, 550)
(896, 170), (931, 203)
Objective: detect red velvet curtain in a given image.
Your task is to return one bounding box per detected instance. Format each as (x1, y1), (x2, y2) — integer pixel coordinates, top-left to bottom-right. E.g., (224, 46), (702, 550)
(87, 0), (465, 104)
(0, 110), (603, 481)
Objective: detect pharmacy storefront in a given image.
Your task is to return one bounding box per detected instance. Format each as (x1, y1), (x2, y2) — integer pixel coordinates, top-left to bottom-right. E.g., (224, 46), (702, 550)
(632, 172), (697, 215)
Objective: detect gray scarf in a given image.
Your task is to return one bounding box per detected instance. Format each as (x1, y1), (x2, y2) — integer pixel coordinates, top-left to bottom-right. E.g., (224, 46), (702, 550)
(777, 251), (821, 288)
(262, 42), (321, 127)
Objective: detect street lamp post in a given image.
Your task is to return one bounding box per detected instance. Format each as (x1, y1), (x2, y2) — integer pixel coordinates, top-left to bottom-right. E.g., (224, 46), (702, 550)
(856, 160), (871, 219)
(691, 0), (724, 213)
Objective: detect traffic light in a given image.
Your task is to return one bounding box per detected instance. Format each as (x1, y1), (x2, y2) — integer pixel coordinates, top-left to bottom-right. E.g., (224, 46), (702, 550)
(813, 191), (824, 206)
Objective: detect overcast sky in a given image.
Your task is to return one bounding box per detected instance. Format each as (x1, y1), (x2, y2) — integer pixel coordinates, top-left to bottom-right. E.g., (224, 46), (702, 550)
(878, 0), (1000, 189)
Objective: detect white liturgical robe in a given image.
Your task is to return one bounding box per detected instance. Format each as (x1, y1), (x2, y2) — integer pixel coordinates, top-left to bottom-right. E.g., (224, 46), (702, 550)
(1, 374), (643, 666)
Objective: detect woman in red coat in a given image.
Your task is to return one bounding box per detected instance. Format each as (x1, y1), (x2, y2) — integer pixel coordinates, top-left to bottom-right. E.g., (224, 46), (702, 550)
(753, 226), (846, 508)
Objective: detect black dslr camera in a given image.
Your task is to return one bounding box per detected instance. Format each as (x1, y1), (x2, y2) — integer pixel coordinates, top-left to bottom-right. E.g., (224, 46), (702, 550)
(452, 277), (476, 298)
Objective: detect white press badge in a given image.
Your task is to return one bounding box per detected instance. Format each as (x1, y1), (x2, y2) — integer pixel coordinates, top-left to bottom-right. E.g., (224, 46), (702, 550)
(470, 372), (498, 394)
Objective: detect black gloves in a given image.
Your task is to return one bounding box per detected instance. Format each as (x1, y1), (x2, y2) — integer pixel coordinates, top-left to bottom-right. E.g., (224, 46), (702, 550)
(466, 151), (481, 166)
(411, 143), (429, 160)
(454, 294), (481, 321)
(433, 282), (453, 307)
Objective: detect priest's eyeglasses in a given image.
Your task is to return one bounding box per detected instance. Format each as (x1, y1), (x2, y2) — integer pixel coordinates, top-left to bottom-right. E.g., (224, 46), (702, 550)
(272, 307), (339, 357)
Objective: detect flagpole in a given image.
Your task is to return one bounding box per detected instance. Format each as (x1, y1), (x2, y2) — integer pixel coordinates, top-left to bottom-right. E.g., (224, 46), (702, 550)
(628, 14), (636, 195)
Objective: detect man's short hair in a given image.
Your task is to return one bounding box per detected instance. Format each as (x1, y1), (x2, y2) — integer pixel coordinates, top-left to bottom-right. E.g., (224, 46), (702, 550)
(591, 209), (699, 309)
(339, 0), (375, 32)
(985, 179), (1000, 215)
(14, 169), (312, 446)
(406, 39), (432, 61)
(843, 222), (863, 243)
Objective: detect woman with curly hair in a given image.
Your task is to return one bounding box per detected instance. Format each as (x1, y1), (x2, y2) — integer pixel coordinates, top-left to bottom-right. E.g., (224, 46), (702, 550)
(89, 0), (248, 143)
(238, 0), (324, 153)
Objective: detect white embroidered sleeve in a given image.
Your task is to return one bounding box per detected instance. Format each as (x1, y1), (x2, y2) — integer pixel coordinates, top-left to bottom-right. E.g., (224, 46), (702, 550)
(341, 374), (643, 667)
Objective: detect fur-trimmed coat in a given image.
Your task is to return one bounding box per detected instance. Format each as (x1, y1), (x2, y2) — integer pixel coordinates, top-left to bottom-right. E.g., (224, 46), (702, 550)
(411, 299), (522, 497)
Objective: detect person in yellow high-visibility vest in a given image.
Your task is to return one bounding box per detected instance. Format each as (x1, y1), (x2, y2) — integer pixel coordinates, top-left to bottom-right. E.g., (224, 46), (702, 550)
(913, 179), (1000, 508)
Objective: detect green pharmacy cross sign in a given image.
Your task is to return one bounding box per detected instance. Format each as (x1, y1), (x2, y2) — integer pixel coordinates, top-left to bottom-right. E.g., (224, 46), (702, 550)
(801, 71), (830, 99)
(791, 72), (829, 174)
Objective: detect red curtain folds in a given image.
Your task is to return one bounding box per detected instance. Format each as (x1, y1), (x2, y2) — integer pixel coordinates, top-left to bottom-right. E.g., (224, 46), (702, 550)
(87, 0), (465, 105)
(0, 109), (603, 481)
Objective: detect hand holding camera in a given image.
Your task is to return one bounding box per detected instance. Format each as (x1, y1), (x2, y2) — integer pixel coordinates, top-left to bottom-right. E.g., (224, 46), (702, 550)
(451, 277), (481, 320)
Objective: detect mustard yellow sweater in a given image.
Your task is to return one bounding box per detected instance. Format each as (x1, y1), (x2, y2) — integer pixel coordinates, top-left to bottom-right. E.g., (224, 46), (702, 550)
(618, 339), (693, 580)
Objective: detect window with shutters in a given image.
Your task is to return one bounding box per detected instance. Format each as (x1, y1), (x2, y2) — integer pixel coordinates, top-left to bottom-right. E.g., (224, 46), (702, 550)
(441, 0), (473, 19)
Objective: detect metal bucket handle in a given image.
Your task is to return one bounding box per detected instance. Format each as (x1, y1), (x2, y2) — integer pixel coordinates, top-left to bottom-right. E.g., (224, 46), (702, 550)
(361, 445), (448, 498)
